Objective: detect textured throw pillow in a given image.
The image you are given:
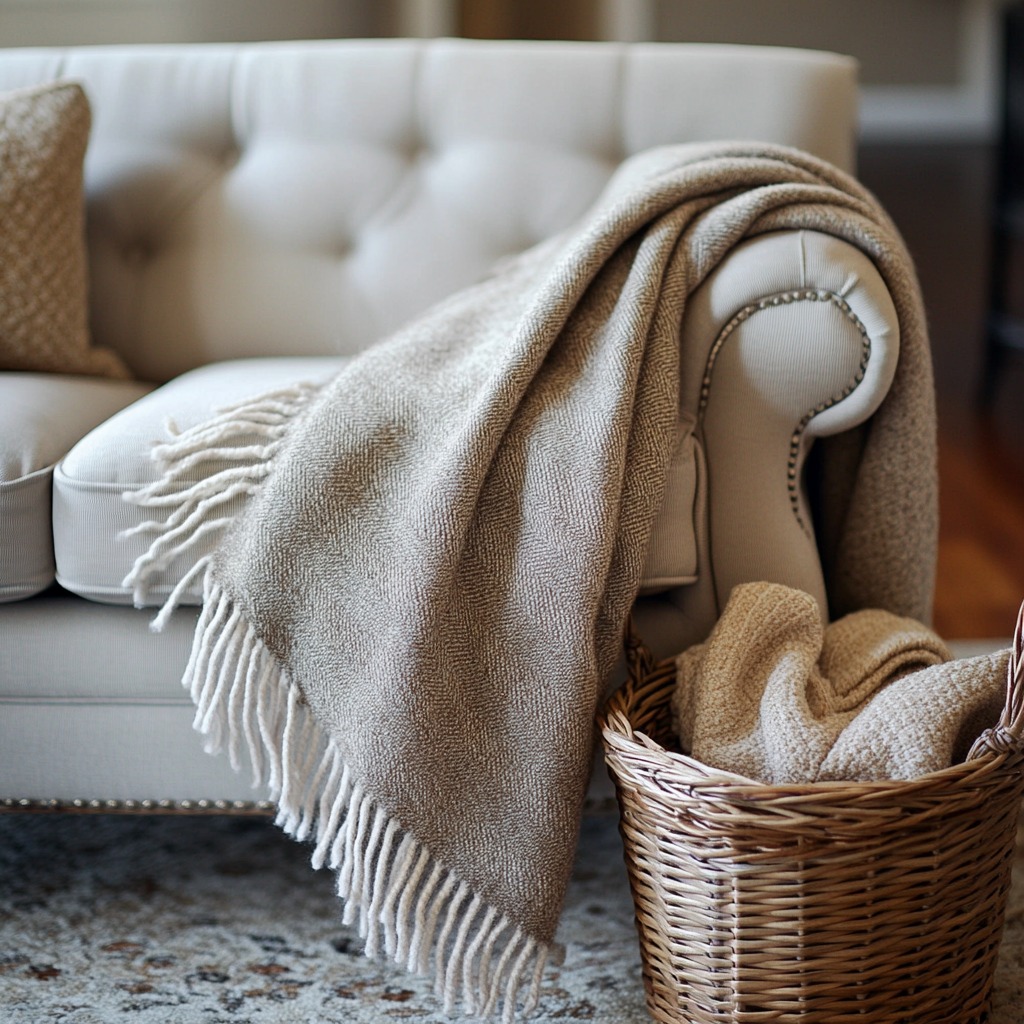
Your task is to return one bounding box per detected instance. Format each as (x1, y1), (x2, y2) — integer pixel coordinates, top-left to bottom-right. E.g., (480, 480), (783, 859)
(0, 81), (128, 377)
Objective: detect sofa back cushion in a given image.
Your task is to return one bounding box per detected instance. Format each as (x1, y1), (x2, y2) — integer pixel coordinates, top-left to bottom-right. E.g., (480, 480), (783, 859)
(0, 39), (857, 382)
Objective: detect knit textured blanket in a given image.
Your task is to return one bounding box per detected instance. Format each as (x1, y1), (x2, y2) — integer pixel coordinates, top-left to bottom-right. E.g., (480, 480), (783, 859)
(126, 143), (937, 1021)
(670, 582), (1008, 784)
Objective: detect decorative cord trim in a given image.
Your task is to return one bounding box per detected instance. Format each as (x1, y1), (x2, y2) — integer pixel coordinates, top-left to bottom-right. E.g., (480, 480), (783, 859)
(697, 288), (872, 533)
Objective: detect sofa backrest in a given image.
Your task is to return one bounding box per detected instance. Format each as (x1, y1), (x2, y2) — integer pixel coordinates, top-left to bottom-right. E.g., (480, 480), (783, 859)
(0, 38), (857, 382)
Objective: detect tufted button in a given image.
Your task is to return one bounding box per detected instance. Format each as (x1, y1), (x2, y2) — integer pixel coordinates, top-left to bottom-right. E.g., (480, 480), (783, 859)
(404, 137), (431, 164)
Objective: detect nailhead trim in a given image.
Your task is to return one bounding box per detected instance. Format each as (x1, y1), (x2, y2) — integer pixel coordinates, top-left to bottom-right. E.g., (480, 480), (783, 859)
(698, 289), (872, 533)
(0, 796), (275, 814)
(1, 794), (618, 815)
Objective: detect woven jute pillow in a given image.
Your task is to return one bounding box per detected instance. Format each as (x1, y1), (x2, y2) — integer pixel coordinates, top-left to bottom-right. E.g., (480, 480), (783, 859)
(0, 81), (128, 377)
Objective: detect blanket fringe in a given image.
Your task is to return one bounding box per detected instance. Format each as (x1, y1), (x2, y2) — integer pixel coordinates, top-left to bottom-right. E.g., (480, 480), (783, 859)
(185, 571), (552, 1021)
(121, 384), (320, 628)
(127, 388), (553, 1020)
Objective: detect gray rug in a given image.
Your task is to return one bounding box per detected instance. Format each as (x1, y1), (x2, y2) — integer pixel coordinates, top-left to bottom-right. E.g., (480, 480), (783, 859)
(2, 808), (1023, 1022)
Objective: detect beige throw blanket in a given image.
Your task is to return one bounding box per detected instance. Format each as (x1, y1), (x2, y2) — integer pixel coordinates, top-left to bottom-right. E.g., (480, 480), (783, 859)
(671, 582), (1008, 784)
(127, 143), (937, 1020)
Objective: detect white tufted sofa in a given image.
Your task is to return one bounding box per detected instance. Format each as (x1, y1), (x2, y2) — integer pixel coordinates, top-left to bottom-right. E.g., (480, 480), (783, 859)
(0, 38), (904, 810)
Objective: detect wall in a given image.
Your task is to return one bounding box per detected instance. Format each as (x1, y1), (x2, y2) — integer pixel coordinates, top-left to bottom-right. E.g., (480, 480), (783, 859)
(600, 0), (1009, 142)
(459, 0), (596, 39)
(652, 0), (963, 87)
(0, 0), (389, 47)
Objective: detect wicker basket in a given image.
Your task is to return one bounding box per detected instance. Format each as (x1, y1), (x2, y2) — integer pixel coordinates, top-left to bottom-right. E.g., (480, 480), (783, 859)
(598, 608), (1024, 1024)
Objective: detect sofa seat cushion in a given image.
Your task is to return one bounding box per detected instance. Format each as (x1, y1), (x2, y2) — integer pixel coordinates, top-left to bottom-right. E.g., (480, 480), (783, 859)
(0, 372), (152, 602)
(54, 357), (700, 605)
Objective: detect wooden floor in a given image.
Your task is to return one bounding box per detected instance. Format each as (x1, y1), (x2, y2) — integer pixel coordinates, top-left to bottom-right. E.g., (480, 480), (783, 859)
(858, 142), (1024, 639)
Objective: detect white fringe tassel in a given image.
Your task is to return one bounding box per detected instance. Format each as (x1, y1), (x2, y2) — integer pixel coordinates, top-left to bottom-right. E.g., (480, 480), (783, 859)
(123, 383), (552, 1021)
(185, 573), (551, 1022)
(121, 384), (321, 629)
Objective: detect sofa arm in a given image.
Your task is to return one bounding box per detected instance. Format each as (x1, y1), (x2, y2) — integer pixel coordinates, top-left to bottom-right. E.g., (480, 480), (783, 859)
(667, 228), (900, 645)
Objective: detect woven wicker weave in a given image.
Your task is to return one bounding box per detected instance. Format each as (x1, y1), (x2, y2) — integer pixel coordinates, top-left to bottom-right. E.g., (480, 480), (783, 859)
(599, 606), (1024, 1024)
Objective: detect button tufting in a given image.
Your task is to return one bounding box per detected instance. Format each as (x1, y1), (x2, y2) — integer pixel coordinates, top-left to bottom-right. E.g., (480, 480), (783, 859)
(405, 138), (431, 164)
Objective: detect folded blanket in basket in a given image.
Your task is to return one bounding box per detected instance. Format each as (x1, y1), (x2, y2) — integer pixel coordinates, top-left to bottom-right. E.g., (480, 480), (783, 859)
(671, 582), (1008, 783)
(125, 143), (937, 1021)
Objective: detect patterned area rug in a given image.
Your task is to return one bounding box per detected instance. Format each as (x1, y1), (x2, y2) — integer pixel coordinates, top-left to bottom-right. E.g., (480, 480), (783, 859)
(2, 808), (1023, 1022)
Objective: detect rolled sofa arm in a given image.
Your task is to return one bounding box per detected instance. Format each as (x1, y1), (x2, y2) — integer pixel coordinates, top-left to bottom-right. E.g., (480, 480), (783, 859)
(643, 229), (901, 653)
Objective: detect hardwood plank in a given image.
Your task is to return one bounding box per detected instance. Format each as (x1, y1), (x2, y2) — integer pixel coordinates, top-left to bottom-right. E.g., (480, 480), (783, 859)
(936, 411), (1024, 638)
